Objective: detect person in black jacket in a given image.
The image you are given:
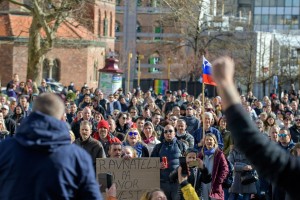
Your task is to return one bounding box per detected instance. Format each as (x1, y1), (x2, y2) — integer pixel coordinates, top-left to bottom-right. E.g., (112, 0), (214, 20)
(212, 56), (300, 200)
(169, 148), (211, 199)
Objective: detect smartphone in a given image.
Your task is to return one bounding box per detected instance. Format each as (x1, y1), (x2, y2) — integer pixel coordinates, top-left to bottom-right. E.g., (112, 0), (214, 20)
(98, 173), (113, 193)
(188, 160), (199, 168)
(179, 157), (189, 176)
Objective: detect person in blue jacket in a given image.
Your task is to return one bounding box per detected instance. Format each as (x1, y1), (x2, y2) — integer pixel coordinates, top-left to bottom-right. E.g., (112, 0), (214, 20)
(0, 93), (102, 200)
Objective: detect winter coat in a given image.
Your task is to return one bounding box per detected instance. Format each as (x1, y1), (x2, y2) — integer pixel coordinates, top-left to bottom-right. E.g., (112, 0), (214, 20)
(228, 148), (257, 194)
(0, 111), (102, 199)
(199, 148), (229, 200)
(74, 136), (106, 170)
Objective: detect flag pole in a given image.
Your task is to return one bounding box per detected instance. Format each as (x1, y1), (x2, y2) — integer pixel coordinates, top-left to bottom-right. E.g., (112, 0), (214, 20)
(202, 82), (205, 142)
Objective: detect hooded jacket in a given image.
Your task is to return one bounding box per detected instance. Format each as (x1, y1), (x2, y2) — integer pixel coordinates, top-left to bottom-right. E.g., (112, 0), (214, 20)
(0, 111), (102, 200)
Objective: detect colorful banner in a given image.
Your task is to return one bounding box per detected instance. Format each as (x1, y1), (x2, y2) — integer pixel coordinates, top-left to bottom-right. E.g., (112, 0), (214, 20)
(154, 79), (169, 95)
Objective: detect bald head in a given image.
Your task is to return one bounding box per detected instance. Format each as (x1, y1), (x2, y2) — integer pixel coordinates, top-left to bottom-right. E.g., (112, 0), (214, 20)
(32, 93), (65, 119)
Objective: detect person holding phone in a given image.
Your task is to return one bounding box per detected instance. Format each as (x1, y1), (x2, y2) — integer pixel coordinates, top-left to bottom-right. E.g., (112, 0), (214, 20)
(198, 133), (228, 200)
(169, 148), (212, 199)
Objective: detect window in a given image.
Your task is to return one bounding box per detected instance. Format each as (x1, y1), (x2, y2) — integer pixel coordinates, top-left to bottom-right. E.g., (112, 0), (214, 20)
(137, 0), (142, 6)
(154, 23), (163, 40)
(52, 59), (60, 81)
(262, 0), (269, 6)
(293, 0), (300, 6)
(148, 51), (161, 73)
(277, 0), (285, 6)
(255, 0), (262, 6)
(136, 22), (142, 40)
(116, 0), (121, 6)
(42, 59), (50, 79)
(285, 0), (292, 6)
(292, 15), (298, 25)
(254, 15), (261, 24)
(284, 15), (292, 24)
(115, 21), (121, 32)
(269, 15), (277, 24)
(261, 15), (269, 25)
(136, 22), (142, 33)
(103, 12), (108, 36)
(277, 15), (284, 24)
(269, 0), (276, 6)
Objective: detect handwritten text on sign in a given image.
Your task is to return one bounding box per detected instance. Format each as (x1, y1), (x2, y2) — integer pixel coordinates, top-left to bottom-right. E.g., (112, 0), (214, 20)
(96, 158), (160, 200)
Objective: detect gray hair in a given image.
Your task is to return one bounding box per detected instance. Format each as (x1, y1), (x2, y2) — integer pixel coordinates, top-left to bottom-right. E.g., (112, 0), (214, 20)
(32, 93), (64, 119)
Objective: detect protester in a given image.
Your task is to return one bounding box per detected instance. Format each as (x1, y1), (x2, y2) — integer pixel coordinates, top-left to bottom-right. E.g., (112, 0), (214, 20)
(169, 148), (211, 199)
(151, 124), (187, 200)
(0, 93), (102, 199)
(122, 128), (149, 157)
(74, 120), (107, 171)
(211, 56), (300, 200)
(198, 133), (228, 200)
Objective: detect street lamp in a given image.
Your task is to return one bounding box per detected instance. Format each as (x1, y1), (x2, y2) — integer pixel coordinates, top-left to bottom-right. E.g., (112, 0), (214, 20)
(167, 58), (171, 90)
(127, 52), (132, 93)
(137, 54), (144, 87)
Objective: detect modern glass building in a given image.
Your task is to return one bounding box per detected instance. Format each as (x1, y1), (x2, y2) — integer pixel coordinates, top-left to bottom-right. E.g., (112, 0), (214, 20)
(253, 0), (300, 32)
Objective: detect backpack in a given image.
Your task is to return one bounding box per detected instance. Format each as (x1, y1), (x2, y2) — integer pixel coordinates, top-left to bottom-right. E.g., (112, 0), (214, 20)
(222, 157), (234, 189)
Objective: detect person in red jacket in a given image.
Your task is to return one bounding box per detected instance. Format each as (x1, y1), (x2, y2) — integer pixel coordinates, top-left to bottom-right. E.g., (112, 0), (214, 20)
(94, 120), (121, 157)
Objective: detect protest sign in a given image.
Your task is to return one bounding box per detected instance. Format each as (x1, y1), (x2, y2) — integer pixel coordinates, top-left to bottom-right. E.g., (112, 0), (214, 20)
(96, 157), (160, 200)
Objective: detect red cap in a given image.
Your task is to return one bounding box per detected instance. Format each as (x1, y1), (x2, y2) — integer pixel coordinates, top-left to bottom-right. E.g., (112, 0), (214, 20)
(97, 120), (110, 131)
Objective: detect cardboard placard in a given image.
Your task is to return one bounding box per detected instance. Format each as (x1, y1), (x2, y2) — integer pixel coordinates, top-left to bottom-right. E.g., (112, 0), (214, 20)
(96, 157), (160, 200)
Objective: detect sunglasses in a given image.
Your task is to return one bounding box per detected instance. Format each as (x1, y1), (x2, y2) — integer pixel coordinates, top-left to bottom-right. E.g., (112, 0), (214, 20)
(122, 117), (127, 120)
(278, 133), (287, 138)
(186, 108), (193, 110)
(170, 117), (178, 121)
(128, 132), (138, 136)
(164, 129), (173, 134)
(295, 119), (300, 122)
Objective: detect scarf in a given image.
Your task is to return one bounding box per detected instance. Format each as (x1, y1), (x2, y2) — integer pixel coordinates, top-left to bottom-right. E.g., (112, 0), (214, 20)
(204, 147), (216, 157)
(143, 136), (155, 144)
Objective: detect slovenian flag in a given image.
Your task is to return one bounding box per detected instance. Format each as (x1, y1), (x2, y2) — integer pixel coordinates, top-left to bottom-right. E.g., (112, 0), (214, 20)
(202, 56), (217, 86)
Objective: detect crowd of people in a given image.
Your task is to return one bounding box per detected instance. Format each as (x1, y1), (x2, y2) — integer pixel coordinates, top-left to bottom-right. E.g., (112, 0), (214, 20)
(1, 71), (300, 200)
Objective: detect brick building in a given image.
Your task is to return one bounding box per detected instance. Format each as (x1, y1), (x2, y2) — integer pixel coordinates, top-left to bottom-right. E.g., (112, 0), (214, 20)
(0, 0), (116, 89)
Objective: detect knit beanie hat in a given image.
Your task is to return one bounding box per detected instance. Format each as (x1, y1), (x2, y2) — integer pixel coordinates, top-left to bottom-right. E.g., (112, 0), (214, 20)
(97, 120), (110, 131)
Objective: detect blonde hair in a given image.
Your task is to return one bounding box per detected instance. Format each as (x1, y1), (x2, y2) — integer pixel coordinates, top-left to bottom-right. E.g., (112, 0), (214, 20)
(69, 130), (76, 143)
(140, 188), (166, 200)
(204, 133), (218, 149)
(123, 146), (138, 158)
(0, 119), (7, 131)
(124, 128), (143, 144)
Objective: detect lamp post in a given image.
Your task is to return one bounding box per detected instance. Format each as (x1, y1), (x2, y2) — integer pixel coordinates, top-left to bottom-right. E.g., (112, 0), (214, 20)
(167, 58), (171, 90)
(137, 54), (144, 87)
(127, 52), (132, 93)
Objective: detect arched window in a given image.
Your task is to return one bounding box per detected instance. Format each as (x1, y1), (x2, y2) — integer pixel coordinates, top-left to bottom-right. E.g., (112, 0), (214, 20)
(42, 58), (60, 81)
(52, 59), (61, 81)
(42, 59), (50, 79)
(103, 11), (108, 36)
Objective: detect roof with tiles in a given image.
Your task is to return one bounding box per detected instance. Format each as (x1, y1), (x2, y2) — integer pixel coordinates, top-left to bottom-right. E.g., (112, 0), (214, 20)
(0, 14), (98, 41)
